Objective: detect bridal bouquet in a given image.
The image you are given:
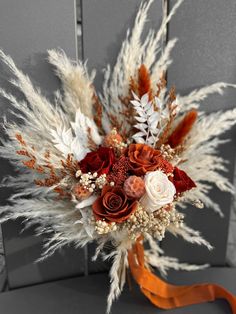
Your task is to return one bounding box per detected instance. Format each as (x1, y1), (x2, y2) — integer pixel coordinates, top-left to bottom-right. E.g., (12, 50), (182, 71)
(1, 0), (236, 312)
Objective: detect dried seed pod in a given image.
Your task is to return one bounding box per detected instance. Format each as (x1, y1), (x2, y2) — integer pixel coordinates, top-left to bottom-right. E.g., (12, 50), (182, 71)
(124, 176), (145, 199)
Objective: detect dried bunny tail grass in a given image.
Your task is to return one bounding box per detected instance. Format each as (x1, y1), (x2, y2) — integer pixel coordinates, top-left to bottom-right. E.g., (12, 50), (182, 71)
(167, 223), (213, 250)
(185, 108), (236, 149)
(138, 64), (152, 98)
(48, 49), (96, 119)
(167, 110), (198, 148)
(178, 82), (236, 112)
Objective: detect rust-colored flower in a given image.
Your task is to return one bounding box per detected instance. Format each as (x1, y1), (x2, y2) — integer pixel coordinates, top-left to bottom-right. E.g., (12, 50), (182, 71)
(79, 146), (115, 176)
(127, 143), (173, 176)
(92, 186), (138, 223)
(172, 167), (196, 194)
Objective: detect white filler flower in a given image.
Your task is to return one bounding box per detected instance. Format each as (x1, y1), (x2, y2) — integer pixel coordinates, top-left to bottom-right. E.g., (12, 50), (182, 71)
(141, 170), (176, 212)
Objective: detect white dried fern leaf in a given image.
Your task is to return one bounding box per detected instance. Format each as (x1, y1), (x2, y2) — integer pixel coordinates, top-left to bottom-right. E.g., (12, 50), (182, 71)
(51, 108), (103, 163)
(131, 92), (168, 145)
(71, 109), (102, 146)
(50, 126), (84, 161)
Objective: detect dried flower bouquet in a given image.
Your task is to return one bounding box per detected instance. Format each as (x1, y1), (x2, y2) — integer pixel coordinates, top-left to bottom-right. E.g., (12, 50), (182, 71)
(1, 0), (236, 312)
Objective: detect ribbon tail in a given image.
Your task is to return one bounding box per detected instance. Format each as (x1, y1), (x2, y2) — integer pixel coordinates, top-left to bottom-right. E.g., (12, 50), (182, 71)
(128, 239), (236, 313)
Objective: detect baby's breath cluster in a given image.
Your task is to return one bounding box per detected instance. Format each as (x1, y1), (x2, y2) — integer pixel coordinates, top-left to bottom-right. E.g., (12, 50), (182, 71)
(156, 206), (184, 229)
(124, 204), (184, 241)
(75, 170), (107, 192)
(160, 144), (176, 161)
(95, 220), (118, 234)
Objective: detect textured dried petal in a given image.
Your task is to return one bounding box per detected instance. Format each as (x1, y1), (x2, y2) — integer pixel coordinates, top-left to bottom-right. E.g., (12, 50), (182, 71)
(123, 176), (145, 199)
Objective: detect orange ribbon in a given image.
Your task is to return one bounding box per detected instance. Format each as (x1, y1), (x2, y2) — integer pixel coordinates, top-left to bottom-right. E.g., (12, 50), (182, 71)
(128, 238), (236, 313)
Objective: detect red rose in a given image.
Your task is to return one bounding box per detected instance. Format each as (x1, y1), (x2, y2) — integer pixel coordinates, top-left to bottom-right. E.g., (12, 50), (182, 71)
(79, 147), (115, 176)
(172, 167), (196, 194)
(92, 186), (138, 223)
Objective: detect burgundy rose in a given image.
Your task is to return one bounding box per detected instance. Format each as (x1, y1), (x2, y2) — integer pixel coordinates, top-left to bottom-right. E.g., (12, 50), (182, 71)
(79, 147), (115, 176)
(172, 167), (196, 194)
(92, 186), (138, 223)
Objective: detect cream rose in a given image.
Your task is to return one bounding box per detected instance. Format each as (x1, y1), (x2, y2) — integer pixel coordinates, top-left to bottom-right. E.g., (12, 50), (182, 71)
(140, 170), (176, 212)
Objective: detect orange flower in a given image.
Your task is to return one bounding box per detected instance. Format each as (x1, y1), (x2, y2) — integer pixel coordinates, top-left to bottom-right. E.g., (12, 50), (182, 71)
(92, 186), (138, 223)
(127, 144), (173, 176)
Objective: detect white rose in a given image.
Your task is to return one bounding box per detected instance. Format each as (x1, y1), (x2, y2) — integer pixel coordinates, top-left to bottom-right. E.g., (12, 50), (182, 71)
(140, 170), (176, 212)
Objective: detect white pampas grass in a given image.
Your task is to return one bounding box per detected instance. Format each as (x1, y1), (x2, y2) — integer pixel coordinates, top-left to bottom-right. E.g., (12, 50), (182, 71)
(179, 108), (236, 215)
(167, 224), (213, 250)
(100, 0), (183, 134)
(48, 49), (96, 119)
(50, 126), (83, 161)
(178, 82), (236, 111)
(106, 242), (129, 314)
(0, 50), (68, 168)
(145, 234), (208, 276)
(151, 38), (178, 85)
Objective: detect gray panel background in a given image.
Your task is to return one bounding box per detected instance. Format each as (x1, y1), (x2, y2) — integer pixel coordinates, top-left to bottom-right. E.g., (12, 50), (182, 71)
(162, 0), (236, 265)
(0, 0), (85, 289)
